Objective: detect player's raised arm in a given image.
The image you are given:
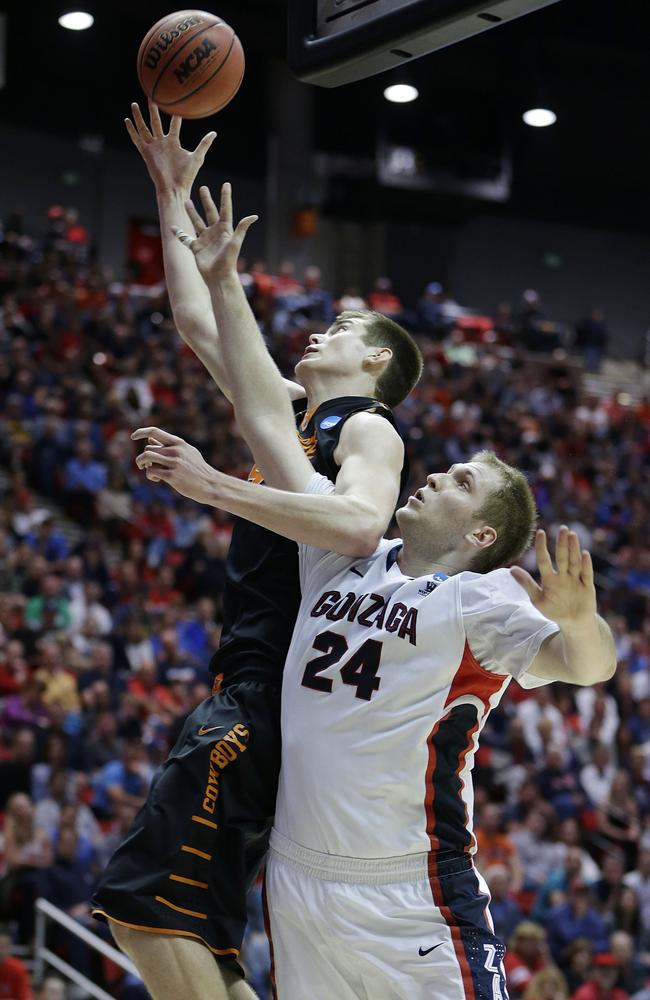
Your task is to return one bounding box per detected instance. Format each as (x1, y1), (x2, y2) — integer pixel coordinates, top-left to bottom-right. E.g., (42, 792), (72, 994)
(511, 527), (616, 685)
(174, 183), (308, 484)
(131, 424), (399, 557)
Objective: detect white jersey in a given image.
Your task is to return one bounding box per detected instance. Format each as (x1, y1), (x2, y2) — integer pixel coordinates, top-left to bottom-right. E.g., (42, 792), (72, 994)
(275, 474), (559, 860)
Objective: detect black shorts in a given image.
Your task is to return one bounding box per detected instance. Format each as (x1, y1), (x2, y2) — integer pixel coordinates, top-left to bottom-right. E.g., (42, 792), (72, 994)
(92, 679), (281, 964)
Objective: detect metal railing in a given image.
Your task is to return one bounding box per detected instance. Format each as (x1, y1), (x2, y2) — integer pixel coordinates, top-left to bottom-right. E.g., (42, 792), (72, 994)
(34, 898), (141, 1000)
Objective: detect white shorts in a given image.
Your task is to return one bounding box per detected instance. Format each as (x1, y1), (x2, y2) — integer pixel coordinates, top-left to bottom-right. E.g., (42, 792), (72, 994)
(264, 830), (508, 1000)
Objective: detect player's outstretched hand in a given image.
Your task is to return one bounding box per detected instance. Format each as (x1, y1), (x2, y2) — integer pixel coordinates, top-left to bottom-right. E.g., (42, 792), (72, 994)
(510, 526), (597, 630)
(172, 182), (258, 281)
(125, 99), (216, 196)
(131, 426), (220, 507)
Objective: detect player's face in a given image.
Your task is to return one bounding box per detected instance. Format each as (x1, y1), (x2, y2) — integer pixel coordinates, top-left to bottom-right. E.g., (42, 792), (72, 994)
(396, 461), (502, 556)
(295, 314), (374, 379)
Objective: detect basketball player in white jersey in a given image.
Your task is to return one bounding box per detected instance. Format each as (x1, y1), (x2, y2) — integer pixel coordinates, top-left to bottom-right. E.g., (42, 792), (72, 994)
(134, 406), (615, 1000)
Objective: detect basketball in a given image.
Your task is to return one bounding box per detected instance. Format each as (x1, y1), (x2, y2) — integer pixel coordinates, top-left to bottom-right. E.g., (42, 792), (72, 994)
(137, 10), (244, 119)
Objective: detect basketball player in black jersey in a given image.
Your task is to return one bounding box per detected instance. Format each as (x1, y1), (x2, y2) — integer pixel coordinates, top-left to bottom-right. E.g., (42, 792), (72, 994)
(91, 103), (422, 1000)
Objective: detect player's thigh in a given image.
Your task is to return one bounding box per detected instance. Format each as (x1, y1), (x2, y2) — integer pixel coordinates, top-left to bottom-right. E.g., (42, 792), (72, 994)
(265, 858), (361, 1000)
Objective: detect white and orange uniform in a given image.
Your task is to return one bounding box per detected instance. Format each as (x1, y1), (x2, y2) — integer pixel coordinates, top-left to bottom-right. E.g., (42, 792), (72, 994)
(265, 475), (559, 999)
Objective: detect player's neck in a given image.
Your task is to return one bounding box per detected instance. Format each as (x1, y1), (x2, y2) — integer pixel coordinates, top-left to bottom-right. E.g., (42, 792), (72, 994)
(397, 540), (466, 579)
(301, 371), (377, 411)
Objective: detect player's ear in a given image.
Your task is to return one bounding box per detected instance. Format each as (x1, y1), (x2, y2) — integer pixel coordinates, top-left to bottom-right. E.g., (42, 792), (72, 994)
(465, 524), (497, 550)
(363, 346), (392, 374)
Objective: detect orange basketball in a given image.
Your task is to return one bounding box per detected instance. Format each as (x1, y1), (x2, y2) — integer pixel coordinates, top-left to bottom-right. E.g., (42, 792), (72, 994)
(137, 10), (244, 119)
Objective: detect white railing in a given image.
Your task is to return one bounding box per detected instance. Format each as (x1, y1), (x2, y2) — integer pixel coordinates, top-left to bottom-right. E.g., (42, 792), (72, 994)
(34, 898), (141, 1000)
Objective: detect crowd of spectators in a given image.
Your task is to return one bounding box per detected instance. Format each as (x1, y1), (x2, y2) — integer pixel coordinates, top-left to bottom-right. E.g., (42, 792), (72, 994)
(0, 208), (649, 999)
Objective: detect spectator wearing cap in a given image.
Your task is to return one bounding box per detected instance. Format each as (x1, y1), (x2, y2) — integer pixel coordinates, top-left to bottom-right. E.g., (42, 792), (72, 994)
(0, 927), (32, 1000)
(545, 879), (608, 964)
(504, 922), (550, 998)
(571, 953), (630, 1000)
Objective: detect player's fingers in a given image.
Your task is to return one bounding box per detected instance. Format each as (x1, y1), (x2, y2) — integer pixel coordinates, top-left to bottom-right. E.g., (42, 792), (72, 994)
(534, 529), (554, 578)
(580, 549), (595, 587)
(218, 181), (233, 228)
(131, 426), (181, 445)
(124, 118), (143, 151)
(555, 525), (570, 574)
(232, 216), (259, 248)
(184, 199), (207, 233)
(193, 132), (217, 161)
(169, 115), (182, 139)
(567, 531), (582, 576)
(148, 98), (164, 138)
(136, 450), (174, 469)
(199, 185), (220, 226)
(131, 102), (153, 141)
(510, 566), (542, 602)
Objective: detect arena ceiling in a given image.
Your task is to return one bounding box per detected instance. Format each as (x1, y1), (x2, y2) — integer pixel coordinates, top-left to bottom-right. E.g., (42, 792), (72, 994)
(1, 0), (650, 231)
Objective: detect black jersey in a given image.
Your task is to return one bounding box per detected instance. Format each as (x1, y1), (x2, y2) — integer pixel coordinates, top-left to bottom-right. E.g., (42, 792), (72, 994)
(210, 396), (408, 685)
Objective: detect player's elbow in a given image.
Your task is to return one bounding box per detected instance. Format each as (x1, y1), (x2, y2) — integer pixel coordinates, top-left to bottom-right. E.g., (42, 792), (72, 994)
(349, 515), (385, 558)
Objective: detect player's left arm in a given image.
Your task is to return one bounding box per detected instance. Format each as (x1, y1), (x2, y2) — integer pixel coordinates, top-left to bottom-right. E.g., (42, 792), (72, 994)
(511, 526), (616, 685)
(131, 413), (403, 557)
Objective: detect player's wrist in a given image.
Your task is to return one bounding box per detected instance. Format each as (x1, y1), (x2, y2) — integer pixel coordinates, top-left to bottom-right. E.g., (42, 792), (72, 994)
(156, 184), (192, 204)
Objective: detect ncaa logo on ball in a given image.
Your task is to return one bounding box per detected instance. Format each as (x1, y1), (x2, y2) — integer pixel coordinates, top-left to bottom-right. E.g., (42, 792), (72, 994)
(320, 415), (342, 430)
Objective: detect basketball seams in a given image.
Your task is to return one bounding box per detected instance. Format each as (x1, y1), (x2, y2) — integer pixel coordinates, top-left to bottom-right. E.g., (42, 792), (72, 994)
(157, 31), (239, 112)
(179, 57), (245, 118)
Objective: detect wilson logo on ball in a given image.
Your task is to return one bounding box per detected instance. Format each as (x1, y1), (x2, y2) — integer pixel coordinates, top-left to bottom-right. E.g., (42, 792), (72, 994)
(137, 9), (245, 119)
(173, 38), (218, 84)
(144, 15), (203, 71)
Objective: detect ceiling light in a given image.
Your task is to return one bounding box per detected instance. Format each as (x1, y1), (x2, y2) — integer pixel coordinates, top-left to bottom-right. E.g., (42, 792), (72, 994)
(384, 84), (419, 104)
(58, 11), (94, 30)
(523, 107), (557, 128)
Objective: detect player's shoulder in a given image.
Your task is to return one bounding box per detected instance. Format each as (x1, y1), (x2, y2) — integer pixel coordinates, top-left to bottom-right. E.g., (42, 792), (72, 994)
(454, 567), (529, 608)
(337, 407), (403, 448)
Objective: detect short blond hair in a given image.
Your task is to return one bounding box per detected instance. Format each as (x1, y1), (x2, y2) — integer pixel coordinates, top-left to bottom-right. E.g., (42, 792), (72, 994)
(470, 451), (538, 572)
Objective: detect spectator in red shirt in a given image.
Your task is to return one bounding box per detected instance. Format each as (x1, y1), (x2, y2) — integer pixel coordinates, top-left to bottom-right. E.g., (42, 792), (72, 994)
(0, 929), (32, 1000)
(572, 953), (630, 1000)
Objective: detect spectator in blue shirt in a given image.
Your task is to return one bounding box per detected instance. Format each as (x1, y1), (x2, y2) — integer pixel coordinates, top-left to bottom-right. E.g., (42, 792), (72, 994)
(545, 879), (609, 962)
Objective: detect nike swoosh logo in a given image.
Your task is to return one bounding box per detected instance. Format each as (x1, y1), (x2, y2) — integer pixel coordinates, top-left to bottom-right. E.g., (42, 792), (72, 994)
(198, 725), (224, 736)
(418, 944), (444, 956)
(351, 567), (364, 577)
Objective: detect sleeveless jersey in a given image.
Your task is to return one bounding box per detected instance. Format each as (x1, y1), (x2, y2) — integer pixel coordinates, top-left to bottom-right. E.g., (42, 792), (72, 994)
(274, 475), (560, 860)
(210, 397), (408, 684)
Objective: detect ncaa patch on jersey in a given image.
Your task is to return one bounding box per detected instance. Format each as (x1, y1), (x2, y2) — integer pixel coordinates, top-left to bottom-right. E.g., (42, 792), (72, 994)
(320, 415), (342, 429)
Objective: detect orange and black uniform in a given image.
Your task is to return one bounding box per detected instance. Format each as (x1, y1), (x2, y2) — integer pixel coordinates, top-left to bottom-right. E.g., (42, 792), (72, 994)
(92, 396), (408, 965)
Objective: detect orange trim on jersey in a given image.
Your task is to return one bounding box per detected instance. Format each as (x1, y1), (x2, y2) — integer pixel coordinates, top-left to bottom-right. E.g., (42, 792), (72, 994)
(169, 875), (209, 889)
(181, 845), (211, 860)
(427, 857), (476, 1000)
(424, 643), (507, 855)
(299, 405), (318, 432)
(444, 641), (508, 714)
(155, 896), (208, 920)
(91, 909), (239, 957)
(192, 815), (218, 830)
